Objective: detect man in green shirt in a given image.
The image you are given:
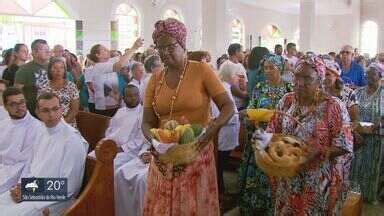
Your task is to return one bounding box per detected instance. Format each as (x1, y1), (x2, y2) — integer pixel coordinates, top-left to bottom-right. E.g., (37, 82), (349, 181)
(14, 39), (50, 116)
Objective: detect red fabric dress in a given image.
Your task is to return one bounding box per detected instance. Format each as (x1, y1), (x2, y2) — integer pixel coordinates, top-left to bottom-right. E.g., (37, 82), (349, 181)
(143, 61), (224, 216)
(266, 92), (353, 215)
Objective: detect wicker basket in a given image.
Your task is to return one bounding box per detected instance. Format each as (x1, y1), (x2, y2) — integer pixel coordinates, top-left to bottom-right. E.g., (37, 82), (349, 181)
(252, 134), (308, 178)
(157, 140), (200, 166)
(246, 108), (276, 122)
(342, 191), (363, 216)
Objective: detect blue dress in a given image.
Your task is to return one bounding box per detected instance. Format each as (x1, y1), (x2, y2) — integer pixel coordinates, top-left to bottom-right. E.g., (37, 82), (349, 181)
(238, 81), (292, 215)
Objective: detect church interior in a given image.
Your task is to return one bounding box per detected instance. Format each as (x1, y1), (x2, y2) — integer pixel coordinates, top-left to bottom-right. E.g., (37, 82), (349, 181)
(0, 0), (383, 215)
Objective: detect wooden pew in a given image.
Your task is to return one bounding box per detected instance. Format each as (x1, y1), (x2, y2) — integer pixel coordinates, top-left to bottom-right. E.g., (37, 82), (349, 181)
(64, 139), (117, 216)
(76, 111), (111, 152)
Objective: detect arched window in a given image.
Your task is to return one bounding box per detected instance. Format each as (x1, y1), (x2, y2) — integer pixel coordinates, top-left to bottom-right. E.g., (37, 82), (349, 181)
(115, 3), (140, 52)
(361, 20), (378, 57)
(0, 0), (75, 52)
(163, 9), (183, 22)
(231, 19), (244, 45)
(261, 24), (283, 51)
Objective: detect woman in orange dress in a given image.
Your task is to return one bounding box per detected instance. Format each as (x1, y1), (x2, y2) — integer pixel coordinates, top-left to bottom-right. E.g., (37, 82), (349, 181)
(142, 18), (235, 215)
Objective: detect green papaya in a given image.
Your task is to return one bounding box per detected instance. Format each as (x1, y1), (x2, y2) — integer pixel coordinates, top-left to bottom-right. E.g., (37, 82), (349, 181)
(179, 127), (195, 144)
(191, 124), (203, 137)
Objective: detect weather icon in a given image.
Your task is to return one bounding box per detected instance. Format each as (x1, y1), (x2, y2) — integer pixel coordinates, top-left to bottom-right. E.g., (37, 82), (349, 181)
(25, 180), (38, 193)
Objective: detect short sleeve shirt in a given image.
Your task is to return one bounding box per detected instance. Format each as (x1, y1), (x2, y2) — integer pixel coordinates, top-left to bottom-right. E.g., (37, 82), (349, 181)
(90, 57), (121, 110)
(144, 61), (226, 127)
(15, 61), (48, 114)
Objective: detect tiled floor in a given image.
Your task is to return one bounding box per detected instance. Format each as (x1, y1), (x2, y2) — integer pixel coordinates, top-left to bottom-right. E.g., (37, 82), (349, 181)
(221, 170), (384, 216)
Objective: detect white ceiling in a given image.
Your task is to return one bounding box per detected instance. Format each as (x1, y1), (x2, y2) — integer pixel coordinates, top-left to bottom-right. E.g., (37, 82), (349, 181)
(235, 0), (354, 15)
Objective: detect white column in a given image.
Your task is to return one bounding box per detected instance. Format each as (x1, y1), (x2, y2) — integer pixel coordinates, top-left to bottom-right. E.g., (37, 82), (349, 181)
(201, 0), (231, 62)
(142, 1), (161, 47)
(299, 0), (316, 52)
(184, 0), (203, 51)
(350, 0), (361, 49)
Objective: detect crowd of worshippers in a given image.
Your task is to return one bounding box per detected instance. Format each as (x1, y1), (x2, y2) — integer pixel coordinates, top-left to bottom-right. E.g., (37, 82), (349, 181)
(0, 18), (383, 215)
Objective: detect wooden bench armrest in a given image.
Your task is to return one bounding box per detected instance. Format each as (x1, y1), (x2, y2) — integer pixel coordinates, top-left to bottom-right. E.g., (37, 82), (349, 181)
(76, 111), (111, 152)
(64, 139), (117, 216)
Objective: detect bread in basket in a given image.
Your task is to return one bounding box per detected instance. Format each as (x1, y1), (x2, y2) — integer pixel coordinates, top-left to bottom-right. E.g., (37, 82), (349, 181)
(252, 134), (308, 178)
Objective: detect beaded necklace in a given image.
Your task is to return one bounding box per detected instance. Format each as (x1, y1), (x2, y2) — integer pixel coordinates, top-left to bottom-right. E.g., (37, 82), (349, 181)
(152, 60), (189, 122)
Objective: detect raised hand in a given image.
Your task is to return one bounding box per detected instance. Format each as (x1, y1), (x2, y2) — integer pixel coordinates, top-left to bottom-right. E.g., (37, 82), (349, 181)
(131, 38), (144, 51)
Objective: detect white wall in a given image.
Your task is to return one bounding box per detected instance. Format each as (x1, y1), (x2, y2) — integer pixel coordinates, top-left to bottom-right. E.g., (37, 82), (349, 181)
(58, 0), (202, 54)
(312, 14), (357, 53)
(58, 0), (112, 53)
(361, 0), (384, 53)
(310, 0), (360, 54)
(229, 1), (299, 51)
(200, 0), (299, 59)
(52, 0), (384, 56)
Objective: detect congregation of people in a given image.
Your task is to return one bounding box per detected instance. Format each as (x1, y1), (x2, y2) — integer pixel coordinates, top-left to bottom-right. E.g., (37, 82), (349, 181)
(0, 17), (382, 215)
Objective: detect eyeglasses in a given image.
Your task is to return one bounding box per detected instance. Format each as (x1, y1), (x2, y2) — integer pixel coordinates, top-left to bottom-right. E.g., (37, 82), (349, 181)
(340, 50), (352, 55)
(6, 100), (26, 109)
(155, 42), (179, 53)
(39, 106), (60, 114)
(264, 65), (278, 71)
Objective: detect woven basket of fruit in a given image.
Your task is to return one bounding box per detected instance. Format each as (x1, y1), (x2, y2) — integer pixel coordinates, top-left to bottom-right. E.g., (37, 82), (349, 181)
(151, 120), (205, 166)
(252, 134), (308, 178)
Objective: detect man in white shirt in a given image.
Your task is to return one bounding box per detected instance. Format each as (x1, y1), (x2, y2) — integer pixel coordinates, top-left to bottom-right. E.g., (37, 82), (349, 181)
(52, 45), (65, 58)
(83, 65), (96, 112)
(213, 67), (240, 197)
(129, 62), (145, 89)
(140, 55), (162, 101)
(0, 87), (43, 194)
(283, 43), (298, 69)
(0, 80), (8, 121)
(221, 43), (248, 110)
(111, 84), (151, 216)
(0, 92), (88, 216)
(283, 42), (298, 83)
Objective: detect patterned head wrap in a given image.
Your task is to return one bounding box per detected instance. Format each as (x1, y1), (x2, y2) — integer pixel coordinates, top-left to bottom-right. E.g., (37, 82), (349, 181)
(152, 18), (187, 49)
(323, 59), (341, 76)
(263, 53), (285, 72)
(295, 54), (326, 80)
(367, 62), (384, 78)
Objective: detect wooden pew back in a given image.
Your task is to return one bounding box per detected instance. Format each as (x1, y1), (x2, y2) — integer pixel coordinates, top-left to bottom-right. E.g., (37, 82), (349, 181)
(76, 111), (111, 152)
(64, 139), (117, 216)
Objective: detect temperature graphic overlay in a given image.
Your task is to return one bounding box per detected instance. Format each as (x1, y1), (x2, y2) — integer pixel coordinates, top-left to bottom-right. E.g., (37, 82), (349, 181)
(21, 178), (68, 201)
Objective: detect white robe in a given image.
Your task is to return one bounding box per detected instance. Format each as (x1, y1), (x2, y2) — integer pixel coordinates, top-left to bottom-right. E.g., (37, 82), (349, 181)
(103, 105), (149, 216)
(115, 157), (148, 216)
(88, 105), (149, 170)
(0, 106), (8, 122)
(0, 112), (43, 194)
(0, 120), (89, 216)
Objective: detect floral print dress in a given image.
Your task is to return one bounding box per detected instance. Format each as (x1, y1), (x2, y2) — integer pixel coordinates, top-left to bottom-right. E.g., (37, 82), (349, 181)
(238, 81), (292, 216)
(266, 92), (353, 215)
(350, 86), (384, 202)
(38, 80), (79, 127)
